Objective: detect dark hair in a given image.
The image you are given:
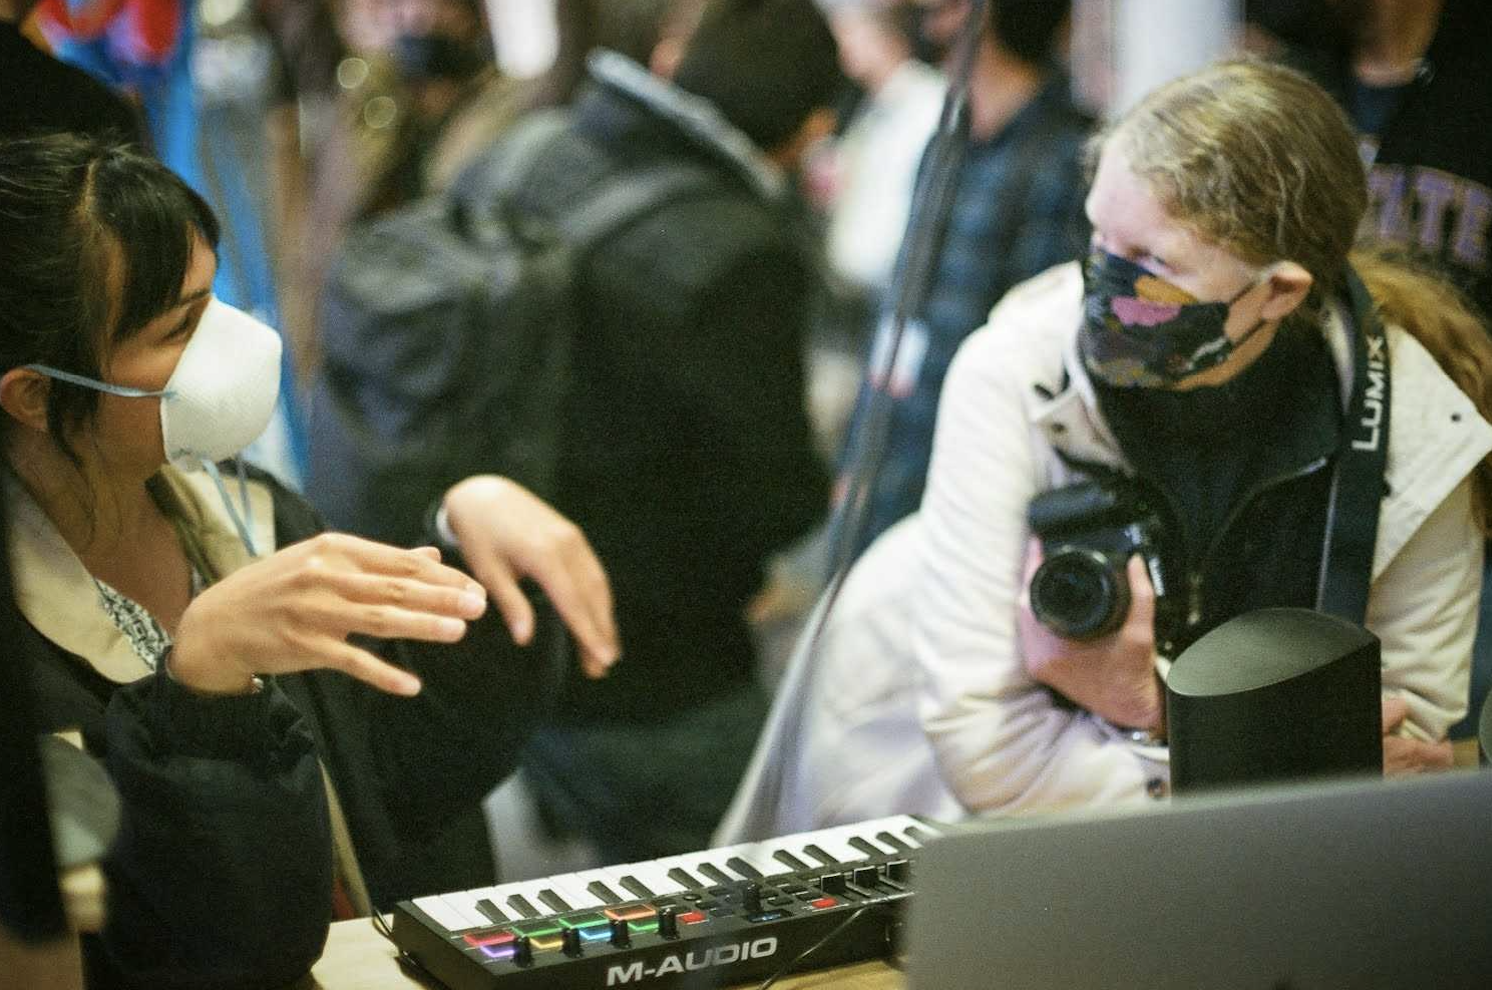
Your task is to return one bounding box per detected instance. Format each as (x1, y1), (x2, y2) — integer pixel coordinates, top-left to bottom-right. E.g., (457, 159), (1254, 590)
(991, 0), (1070, 66)
(0, 134), (219, 459)
(671, 0), (841, 152)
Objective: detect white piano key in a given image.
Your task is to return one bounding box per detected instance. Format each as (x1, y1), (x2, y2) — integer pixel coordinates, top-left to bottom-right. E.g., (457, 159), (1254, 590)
(547, 877), (605, 910)
(483, 878), (553, 917)
(655, 854), (714, 888)
(594, 863), (665, 899)
(670, 850), (736, 884)
(443, 888), (503, 929)
(793, 825), (875, 866)
(899, 818), (940, 847)
(412, 894), (478, 933)
(719, 842), (787, 878)
(476, 877), (536, 907)
(622, 860), (689, 895)
(417, 891), (491, 931)
(566, 866), (631, 902)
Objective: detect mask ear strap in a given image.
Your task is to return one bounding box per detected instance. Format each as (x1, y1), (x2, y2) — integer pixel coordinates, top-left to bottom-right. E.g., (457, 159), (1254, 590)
(1229, 263), (1280, 305)
(202, 458), (258, 557)
(18, 364), (176, 399)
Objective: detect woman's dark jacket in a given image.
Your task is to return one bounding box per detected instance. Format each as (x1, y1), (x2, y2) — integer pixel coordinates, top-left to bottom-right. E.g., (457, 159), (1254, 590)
(10, 469), (564, 989)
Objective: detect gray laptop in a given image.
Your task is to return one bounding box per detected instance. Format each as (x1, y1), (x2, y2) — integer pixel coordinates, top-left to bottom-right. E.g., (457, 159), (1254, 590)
(907, 770), (1492, 989)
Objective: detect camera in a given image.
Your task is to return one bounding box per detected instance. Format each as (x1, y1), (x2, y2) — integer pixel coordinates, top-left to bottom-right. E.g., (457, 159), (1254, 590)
(1026, 480), (1174, 642)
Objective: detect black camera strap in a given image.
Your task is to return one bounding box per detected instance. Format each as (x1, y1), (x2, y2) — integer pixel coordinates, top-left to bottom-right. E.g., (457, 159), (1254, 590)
(1315, 267), (1391, 625)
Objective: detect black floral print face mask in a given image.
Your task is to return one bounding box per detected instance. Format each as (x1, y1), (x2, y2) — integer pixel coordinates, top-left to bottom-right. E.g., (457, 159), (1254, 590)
(1079, 250), (1271, 388)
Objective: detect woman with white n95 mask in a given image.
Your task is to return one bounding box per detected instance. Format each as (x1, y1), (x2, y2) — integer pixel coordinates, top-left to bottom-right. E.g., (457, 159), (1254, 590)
(0, 134), (619, 990)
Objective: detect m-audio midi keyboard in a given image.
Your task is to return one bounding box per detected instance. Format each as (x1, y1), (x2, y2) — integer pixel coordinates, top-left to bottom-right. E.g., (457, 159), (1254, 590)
(390, 814), (944, 989)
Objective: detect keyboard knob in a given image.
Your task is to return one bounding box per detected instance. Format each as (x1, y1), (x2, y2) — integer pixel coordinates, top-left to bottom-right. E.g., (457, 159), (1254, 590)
(513, 935), (533, 967)
(658, 906), (680, 940)
(742, 882), (763, 915)
(610, 917), (631, 948)
(887, 859), (911, 883)
(853, 865), (879, 887)
(562, 927), (583, 957)
(820, 872), (847, 895)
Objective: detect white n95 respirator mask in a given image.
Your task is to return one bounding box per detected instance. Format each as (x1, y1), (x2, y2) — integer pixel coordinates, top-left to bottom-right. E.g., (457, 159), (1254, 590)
(25, 297), (283, 471)
(24, 299), (284, 554)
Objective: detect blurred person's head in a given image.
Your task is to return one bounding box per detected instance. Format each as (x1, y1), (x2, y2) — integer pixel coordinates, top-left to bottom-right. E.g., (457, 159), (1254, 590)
(594, 0), (685, 67)
(338, 0), (491, 80)
(1243, 0), (1366, 54)
(670, 0), (841, 164)
(828, 1), (920, 92)
(990, 0), (1069, 66)
(386, 0), (492, 82)
(908, 0), (1069, 67)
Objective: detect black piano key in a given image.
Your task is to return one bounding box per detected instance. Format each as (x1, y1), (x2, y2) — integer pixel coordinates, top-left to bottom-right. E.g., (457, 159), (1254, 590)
(537, 888), (573, 914)
(724, 856), (763, 880)
(875, 831), (913, 853)
(476, 898), (508, 924)
(801, 844), (839, 866)
(847, 836), (891, 858)
(772, 850), (812, 871)
(667, 867), (704, 889)
(588, 880), (624, 904)
(618, 875), (656, 899)
(904, 825), (934, 845)
(506, 894), (540, 918)
(697, 863), (735, 885)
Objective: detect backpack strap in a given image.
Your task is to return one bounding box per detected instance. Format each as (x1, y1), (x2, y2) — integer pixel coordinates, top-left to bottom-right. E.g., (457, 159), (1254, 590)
(446, 108), (575, 220)
(556, 161), (716, 255)
(451, 110), (715, 258)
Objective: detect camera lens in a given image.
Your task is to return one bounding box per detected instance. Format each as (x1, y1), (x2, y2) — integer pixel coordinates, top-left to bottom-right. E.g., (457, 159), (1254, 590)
(1030, 549), (1130, 640)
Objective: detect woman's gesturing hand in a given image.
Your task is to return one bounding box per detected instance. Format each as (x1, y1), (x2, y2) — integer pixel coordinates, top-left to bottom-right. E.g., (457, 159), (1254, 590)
(1018, 540), (1165, 733)
(442, 475), (620, 679)
(170, 534), (488, 697)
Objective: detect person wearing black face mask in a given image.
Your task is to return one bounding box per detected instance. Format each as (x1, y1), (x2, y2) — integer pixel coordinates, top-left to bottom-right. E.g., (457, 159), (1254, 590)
(391, 26), (490, 82)
(716, 60), (1492, 842)
(347, 0), (517, 217)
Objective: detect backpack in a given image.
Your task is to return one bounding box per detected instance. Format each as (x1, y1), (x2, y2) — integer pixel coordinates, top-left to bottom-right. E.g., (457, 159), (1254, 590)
(306, 111), (711, 547)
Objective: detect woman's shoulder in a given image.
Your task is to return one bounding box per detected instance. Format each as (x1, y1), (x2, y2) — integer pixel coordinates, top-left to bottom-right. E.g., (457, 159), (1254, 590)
(947, 261), (1081, 392)
(238, 465), (328, 548)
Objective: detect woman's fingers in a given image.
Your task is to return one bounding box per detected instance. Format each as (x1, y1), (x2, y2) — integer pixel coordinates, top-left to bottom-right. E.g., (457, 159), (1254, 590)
(296, 532), (476, 589)
(1122, 555), (1157, 639)
(336, 601), (471, 644)
(320, 568), (487, 621)
(543, 545), (617, 676)
(1380, 694), (1410, 733)
(463, 544), (537, 647)
(322, 639), (423, 697)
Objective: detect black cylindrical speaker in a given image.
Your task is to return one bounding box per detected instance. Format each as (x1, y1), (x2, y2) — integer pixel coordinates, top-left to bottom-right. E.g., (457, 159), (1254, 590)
(1166, 607), (1381, 794)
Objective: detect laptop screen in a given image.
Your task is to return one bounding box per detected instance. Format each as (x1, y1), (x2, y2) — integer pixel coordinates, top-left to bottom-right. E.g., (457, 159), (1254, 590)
(907, 770), (1492, 989)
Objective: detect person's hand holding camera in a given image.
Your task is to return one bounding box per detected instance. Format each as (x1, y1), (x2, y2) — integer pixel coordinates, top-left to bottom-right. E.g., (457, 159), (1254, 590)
(1379, 695), (1454, 774)
(1018, 538), (1165, 733)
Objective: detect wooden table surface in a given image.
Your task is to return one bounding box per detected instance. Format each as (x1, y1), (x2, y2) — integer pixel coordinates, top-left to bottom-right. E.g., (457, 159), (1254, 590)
(296, 918), (905, 990)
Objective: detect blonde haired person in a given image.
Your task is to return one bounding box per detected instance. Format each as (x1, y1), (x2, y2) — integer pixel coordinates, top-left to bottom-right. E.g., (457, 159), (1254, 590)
(718, 58), (1492, 839)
